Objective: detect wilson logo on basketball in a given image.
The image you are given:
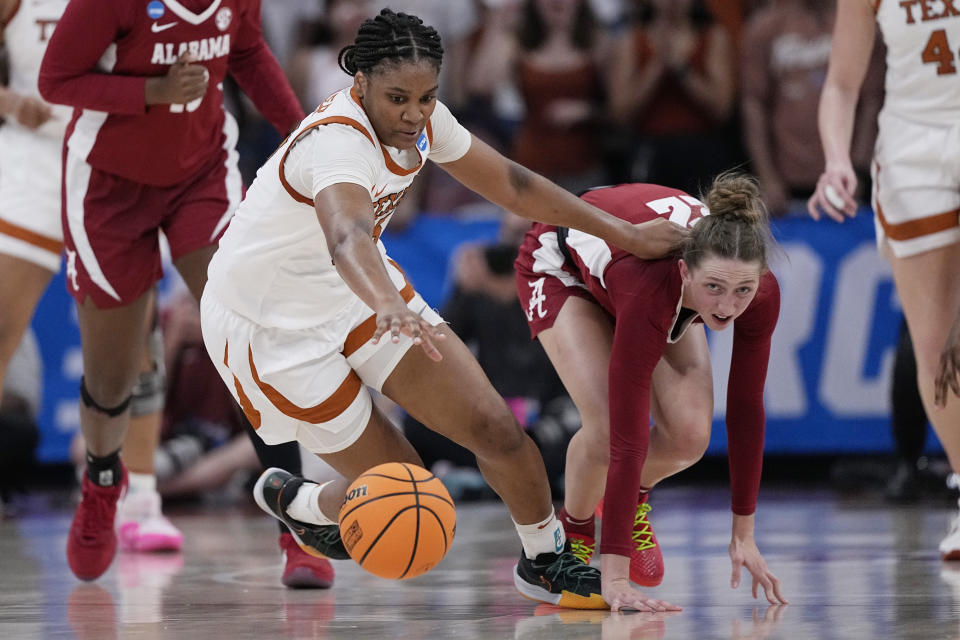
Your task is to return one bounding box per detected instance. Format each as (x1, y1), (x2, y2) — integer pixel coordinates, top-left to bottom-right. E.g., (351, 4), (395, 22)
(342, 519), (363, 553)
(344, 485), (369, 502)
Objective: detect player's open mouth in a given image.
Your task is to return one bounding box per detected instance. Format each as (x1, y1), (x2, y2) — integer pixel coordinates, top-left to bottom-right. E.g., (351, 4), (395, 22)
(713, 314), (730, 322)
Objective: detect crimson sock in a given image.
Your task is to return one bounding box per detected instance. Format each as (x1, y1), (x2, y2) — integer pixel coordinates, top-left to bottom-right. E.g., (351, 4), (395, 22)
(558, 506), (595, 538)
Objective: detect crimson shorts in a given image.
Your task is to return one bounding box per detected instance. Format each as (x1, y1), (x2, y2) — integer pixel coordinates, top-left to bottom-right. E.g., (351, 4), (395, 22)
(62, 144), (242, 308)
(514, 225), (598, 338)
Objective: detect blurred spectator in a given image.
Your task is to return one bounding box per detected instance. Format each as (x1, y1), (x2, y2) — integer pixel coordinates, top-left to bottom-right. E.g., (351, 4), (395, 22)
(260, 0), (325, 70)
(288, 0), (375, 112)
(391, 0), (480, 113)
(469, 0), (615, 194)
(740, 0), (883, 216)
(0, 330), (41, 504)
(608, 0), (737, 193)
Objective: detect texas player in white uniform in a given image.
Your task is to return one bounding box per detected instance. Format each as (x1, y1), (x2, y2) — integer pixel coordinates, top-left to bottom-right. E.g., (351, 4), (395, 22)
(808, 0), (960, 559)
(0, 0), (70, 387)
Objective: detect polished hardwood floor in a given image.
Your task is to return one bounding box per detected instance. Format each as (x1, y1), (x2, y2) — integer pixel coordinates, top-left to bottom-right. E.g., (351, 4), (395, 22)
(2, 484), (960, 639)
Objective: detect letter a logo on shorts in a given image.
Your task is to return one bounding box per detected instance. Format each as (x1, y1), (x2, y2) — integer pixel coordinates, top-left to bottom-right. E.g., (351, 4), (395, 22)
(526, 277), (547, 321)
(65, 249), (80, 292)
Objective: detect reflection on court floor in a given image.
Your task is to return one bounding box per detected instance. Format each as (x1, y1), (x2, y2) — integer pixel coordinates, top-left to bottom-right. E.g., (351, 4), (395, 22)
(2, 485), (959, 639)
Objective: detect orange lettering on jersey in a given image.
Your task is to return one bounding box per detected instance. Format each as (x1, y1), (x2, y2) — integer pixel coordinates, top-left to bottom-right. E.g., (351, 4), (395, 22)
(899, 0), (960, 23)
(371, 186), (409, 241)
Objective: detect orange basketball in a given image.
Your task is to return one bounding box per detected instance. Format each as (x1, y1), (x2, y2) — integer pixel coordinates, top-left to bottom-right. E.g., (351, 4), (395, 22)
(338, 462), (456, 580)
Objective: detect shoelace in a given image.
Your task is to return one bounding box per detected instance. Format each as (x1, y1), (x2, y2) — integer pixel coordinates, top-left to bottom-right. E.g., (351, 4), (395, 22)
(631, 502), (657, 551)
(568, 537), (595, 564)
(543, 551), (601, 588)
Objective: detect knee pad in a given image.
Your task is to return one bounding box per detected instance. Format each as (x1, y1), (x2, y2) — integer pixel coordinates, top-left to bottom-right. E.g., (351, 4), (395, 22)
(130, 323), (166, 417)
(80, 376), (132, 418)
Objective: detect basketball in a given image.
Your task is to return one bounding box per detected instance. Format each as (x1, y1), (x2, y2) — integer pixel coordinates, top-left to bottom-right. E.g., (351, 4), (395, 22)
(338, 462), (457, 580)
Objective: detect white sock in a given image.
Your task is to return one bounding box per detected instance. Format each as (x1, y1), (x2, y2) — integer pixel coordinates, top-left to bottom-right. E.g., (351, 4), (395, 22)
(515, 509), (565, 560)
(285, 481), (337, 526)
(127, 471), (156, 494)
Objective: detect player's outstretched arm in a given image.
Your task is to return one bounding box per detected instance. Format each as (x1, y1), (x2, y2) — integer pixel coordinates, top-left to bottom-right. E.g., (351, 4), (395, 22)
(313, 183), (444, 361)
(438, 135), (687, 260)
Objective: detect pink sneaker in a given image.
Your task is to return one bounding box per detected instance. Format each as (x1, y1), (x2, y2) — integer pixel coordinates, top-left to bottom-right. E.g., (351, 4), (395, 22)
(67, 468), (127, 581)
(280, 533), (335, 589)
(116, 488), (184, 552)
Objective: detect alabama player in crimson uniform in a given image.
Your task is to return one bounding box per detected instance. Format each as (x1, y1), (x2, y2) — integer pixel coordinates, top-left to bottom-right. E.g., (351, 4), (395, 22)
(809, 0), (960, 559)
(515, 175), (788, 610)
(36, 0), (330, 586)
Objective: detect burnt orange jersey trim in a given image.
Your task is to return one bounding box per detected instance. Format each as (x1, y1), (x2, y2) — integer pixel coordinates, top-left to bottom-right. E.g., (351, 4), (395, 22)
(279, 116), (376, 205)
(248, 345), (362, 423)
(342, 281), (417, 358)
(873, 0), (883, 13)
(348, 84), (428, 177)
(0, 217), (62, 254)
(224, 343), (261, 429)
(876, 203), (960, 241)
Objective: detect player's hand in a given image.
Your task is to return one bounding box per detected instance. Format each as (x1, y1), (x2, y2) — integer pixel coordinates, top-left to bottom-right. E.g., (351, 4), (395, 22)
(729, 535), (788, 605)
(935, 315), (960, 408)
(600, 554), (682, 612)
(371, 301), (446, 362)
(623, 218), (689, 260)
(10, 95), (53, 129)
(146, 51), (209, 105)
(807, 161), (858, 222)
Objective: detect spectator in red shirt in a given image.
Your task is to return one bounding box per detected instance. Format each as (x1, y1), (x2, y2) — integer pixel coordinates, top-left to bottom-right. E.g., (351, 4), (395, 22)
(37, 0), (327, 588)
(515, 173), (788, 610)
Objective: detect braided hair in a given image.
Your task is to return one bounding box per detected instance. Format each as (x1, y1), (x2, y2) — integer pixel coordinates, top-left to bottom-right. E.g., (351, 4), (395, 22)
(338, 9), (444, 77)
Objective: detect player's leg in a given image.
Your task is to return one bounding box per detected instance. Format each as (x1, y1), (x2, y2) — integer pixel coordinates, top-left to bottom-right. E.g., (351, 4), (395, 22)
(117, 298), (184, 552)
(0, 255), (53, 389)
(536, 296), (613, 565)
(888, 244), (960, 558)
(380, 325), (606, 609)
(640, 324), (714, 487)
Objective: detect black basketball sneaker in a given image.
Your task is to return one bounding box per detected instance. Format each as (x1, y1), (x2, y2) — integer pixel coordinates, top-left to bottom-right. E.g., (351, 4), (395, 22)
(514, 541), (606, 609)
(253, 467), (350, 560)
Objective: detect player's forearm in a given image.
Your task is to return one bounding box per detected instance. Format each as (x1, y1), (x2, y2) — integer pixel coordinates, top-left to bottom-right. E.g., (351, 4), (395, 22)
(328, 225), (405, 313)
(817, 84), (859, 168)
(39, 70), (147, 115)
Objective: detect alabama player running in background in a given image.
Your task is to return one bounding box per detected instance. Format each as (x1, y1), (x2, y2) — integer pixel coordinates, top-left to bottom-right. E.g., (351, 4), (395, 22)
(807, 0), (960, 559)
(37, 0), (329, 587)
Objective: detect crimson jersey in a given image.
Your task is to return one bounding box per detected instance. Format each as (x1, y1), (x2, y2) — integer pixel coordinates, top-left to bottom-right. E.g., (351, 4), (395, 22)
(38, 0), (303, 186)
(516, 183), (781, 556)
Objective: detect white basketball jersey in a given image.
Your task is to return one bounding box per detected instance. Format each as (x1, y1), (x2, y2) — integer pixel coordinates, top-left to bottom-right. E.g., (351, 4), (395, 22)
(875, 0), (960, 124)
(2, 0), (72, 138)
(207, 87), (472, 330)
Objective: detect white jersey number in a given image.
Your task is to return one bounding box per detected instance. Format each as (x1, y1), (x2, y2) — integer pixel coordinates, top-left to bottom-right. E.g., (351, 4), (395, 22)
(646, 195), (709, 228)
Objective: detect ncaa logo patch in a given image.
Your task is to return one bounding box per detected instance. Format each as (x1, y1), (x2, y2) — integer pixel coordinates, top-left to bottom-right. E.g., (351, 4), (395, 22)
(416, 132), (428, 152)
(147, 1), (165, 19)
(216, 7), (232, 31)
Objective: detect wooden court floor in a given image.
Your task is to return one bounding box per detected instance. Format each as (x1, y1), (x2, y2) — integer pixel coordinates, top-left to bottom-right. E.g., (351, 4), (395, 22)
(2, 485), (960, 639)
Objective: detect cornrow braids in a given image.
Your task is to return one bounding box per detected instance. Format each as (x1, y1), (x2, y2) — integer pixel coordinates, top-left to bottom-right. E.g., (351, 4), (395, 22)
(338, 8), (444, 77)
